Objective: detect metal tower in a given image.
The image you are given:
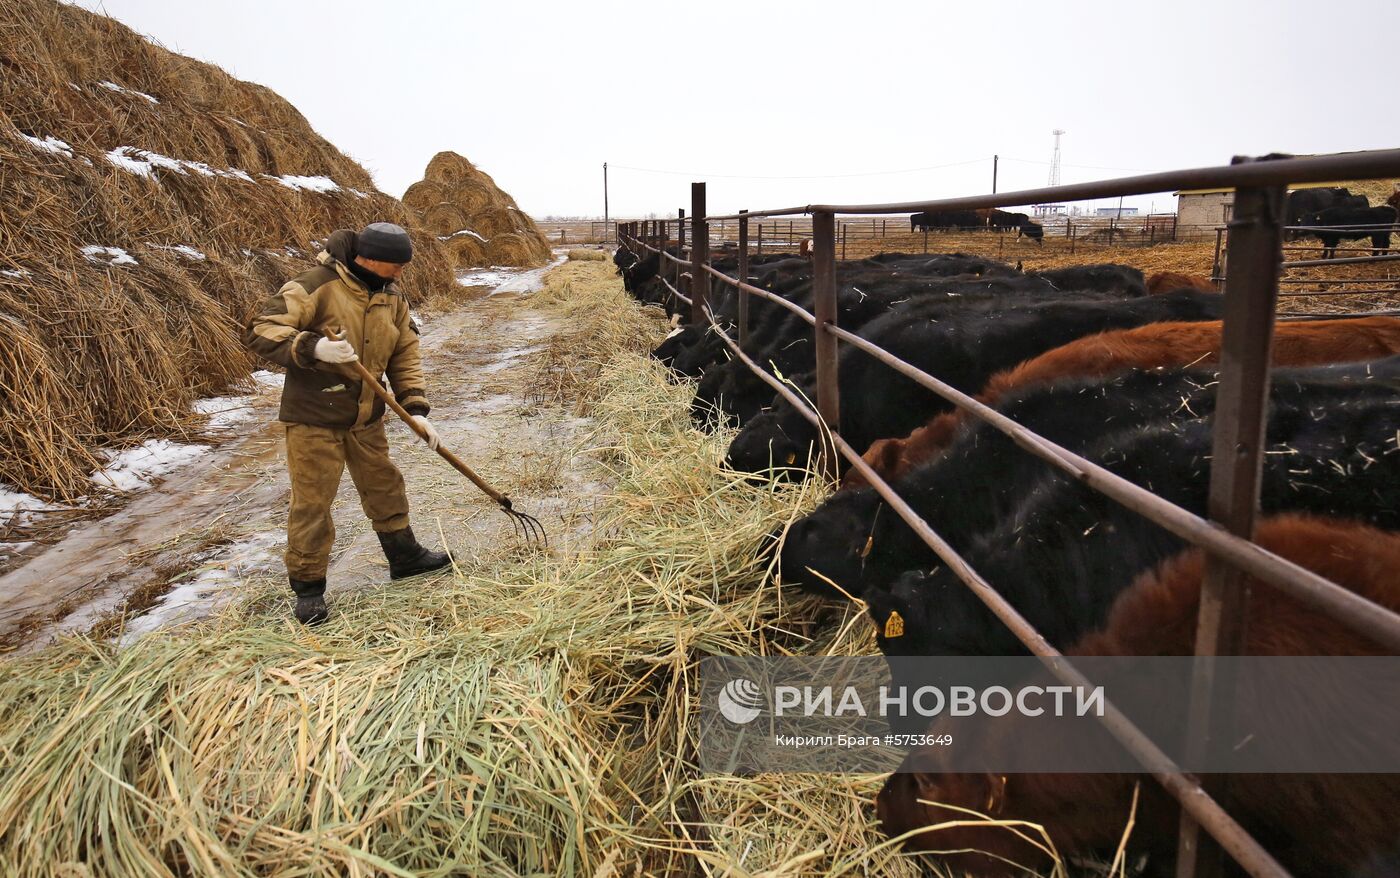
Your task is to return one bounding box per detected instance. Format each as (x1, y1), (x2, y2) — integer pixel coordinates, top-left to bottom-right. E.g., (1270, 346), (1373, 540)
(1048, 129), (1065, 187)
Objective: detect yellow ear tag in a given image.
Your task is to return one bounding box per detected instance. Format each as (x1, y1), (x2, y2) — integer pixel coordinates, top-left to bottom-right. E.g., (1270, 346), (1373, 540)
(785, 452), (797, 465)
(884, 610), (905, 639)
(860, 535), (874, 559)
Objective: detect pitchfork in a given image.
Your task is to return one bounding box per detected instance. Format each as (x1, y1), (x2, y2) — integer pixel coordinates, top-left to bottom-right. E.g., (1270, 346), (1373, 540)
(327, 329), (548, 548)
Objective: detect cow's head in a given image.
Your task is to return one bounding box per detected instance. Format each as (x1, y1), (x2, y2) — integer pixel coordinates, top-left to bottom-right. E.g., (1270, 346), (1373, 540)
(777, 490), (885, 598)
(724, 407), (819, 478)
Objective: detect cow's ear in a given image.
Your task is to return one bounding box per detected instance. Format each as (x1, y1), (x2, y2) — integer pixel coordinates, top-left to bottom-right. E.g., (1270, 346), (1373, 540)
(866, 581), (915, 643)
(864, 585), (896, 636)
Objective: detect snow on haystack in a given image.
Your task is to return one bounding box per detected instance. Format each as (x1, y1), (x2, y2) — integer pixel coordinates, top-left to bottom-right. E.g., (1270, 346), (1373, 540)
(98, 80), (160, 104)
(81, 246), (139, 266)
(267, 174), (340, 193)
(147, 243), (207, 261)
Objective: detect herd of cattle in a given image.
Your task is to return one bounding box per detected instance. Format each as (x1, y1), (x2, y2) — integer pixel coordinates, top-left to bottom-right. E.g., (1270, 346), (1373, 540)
(909, 186), (1400, 257)
(614, 239), (1400, 877)
(1287, 185), (1400, 259)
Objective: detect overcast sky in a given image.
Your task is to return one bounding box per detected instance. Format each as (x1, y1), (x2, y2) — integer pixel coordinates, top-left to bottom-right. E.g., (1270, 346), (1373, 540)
(73, 0), (1400, 218)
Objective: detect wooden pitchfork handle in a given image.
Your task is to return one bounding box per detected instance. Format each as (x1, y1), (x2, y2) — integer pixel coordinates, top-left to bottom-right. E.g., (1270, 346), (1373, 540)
(325, 329), (513, 508)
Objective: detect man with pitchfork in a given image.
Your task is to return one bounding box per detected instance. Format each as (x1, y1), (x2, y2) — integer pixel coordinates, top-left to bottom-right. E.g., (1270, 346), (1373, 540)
(243, 222), (450, 625)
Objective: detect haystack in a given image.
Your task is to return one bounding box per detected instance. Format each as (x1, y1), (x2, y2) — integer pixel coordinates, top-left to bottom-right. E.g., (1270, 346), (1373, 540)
(0, 0), (455, 502)
(404, 150), (553, 270)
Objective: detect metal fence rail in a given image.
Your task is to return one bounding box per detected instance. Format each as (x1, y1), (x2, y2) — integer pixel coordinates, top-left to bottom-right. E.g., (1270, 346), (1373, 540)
(616, 147), (1400, 878)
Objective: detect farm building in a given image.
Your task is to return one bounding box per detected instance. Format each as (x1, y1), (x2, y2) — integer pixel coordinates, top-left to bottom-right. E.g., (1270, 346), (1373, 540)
(1175, 187), (1235, 227)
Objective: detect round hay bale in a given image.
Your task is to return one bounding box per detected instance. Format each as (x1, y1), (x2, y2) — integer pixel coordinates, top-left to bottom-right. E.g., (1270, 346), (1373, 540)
(443, 234), (486, 269)
(484, 232), (549, 268)
(567, 249), (607, 262)
(446, 179), (499, 217)
(470, 205), (530, 239)
(402, 180), (448, 212)
(422, 202), (472, 237)
(425, 151), (485, 186)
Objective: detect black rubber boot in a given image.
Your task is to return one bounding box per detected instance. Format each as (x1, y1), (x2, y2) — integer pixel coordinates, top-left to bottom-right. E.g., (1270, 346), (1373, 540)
(290, 577), (329, 625)
(376, 526), (451, 580)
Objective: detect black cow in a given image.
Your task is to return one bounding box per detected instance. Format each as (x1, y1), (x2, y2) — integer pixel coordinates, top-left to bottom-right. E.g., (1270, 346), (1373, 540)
(778, 356), (1400, 598)
(911, 210), (981, 232)
(1017, 221), (1044, 244)
(724, 290), (1223, 476)
(983, 209), (1030, 231)
(1297, 205), (1397, 259)
(1028, 263), (1145, 296)
(1285, 187), (1366, 226)
(613, 247), (639, 276)
(864, 358), (1400, 665)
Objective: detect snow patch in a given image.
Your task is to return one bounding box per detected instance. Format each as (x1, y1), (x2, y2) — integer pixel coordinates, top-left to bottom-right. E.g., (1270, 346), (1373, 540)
(0, 486), (57, 529)
(81, 246), (139, 267)
(439, 228), (487, 242)
(118, 528), (283, 644)
(91, 440), (208, 492)
(104, 147), (254, 183)
(252, 370), (284, 389)
(348, 188), (371, 199)
(266, 174), (340, 193)
(147, 243), (207, 261)
(98, 81), (160, 104)
(104, 146), (154, 177)
(456, 267), (523, 289)
(0, 269), (31, 280)
(22, 134), (74, 158)
(192, 395), (257, 430)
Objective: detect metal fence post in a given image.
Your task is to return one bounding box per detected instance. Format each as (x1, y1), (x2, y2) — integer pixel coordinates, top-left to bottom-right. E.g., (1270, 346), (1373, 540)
(812, 210), (840, 481)
(757, 223), (763, 255)
(676, 209), (686, 298)
(691, 182), (710, 324)
(1175, 181), (1287, 878)
(738, 210), (750, 346)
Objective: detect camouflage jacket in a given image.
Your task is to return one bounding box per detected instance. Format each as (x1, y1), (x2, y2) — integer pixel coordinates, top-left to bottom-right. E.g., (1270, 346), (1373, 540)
(242, 229), (429, 429)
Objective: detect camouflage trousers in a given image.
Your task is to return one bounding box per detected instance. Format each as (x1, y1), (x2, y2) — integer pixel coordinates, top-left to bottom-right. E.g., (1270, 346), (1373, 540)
(283, 420), (410, 580)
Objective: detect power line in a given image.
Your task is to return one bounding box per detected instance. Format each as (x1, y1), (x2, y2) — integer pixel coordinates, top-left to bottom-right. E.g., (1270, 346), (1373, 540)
(608, 157), (993, 181)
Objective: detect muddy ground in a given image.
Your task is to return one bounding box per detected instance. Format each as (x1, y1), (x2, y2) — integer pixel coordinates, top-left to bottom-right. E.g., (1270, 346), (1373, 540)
(0, 256), (610, 651)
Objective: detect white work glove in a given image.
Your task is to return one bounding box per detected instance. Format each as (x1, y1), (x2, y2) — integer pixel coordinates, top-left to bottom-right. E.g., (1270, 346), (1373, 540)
(411, 415), (440, 451)
(313, 335), (358, 364)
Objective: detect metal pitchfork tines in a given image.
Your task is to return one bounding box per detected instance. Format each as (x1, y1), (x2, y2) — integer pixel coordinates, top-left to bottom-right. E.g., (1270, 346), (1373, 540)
(328, 330), (548, 548)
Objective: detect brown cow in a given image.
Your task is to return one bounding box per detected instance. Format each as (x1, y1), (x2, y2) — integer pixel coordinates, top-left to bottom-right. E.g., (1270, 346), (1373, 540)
(845, 316), (1400, 489)
(1145, 271), (1216, 294)
(876, 514), (1400, 878)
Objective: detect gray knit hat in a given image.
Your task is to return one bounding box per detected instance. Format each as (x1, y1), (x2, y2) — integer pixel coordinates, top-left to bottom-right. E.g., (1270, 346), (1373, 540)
(356, 222), (413, 263)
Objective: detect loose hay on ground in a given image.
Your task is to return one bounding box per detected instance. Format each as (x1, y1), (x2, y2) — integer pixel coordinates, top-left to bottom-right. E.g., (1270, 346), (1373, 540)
(0, 260), (938, 877)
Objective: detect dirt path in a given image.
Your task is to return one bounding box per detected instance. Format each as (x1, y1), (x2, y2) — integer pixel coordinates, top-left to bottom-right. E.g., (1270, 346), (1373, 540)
(2, 257), (605, 650)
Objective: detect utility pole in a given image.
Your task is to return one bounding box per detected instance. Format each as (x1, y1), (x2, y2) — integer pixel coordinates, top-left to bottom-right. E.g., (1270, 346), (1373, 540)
(603, 162), (610, 243)
(992, 154), (998, 194)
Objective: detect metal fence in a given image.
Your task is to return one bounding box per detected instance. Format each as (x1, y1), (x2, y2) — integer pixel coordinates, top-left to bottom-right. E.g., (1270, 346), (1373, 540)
(657, 216), (1400, 299)
(617, 148), (1400, 878)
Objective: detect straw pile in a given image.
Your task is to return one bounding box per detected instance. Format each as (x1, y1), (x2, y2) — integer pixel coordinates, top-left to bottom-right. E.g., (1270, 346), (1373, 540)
(0, 0), (455, 501)
(404, 151), (553, 270)
(0, 260), (937, 877)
